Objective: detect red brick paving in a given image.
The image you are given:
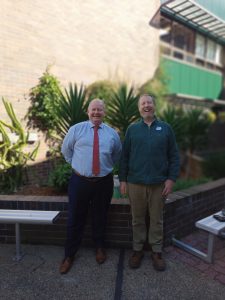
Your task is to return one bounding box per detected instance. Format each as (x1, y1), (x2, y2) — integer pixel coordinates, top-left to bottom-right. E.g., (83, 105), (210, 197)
(165, 230), (225, 286)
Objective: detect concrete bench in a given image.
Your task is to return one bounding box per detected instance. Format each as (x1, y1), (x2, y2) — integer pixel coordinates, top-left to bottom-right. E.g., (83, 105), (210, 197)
(172, 210), (225, 263)
(0, 209), (60, 261)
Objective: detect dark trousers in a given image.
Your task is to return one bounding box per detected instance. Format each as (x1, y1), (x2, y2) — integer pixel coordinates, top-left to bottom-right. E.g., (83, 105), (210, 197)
(65, 172), (113, 258)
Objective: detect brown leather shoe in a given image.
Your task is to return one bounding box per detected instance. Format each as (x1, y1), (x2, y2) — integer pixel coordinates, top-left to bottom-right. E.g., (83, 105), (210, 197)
(96, 248), (106, 264)
(151, 252), (166, 271)
(129, 251), (144, 268)
(59, 257), (74, 274)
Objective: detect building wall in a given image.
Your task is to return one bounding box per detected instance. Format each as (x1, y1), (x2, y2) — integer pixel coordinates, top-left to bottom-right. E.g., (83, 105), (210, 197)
(0, 0), (159, 122)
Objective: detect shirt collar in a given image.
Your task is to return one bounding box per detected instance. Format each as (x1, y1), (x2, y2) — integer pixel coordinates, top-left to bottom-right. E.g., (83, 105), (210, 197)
(88, 120), (103, 129)
(141, 116), (157, 126)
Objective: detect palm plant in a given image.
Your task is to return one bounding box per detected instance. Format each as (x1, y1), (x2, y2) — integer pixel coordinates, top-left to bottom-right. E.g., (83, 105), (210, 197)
(105, 83), (140, 138)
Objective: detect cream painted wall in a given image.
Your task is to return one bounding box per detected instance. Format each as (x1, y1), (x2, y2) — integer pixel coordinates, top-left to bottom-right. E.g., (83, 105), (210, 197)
(0, 0), (160, 160)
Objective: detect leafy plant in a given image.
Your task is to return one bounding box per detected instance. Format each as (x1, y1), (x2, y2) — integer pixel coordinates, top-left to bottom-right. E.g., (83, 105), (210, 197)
(26, 68), (62, 132)
(0, 98), (39, 193)
(105, 83), (140, 138)
(48, 162), (72, 192)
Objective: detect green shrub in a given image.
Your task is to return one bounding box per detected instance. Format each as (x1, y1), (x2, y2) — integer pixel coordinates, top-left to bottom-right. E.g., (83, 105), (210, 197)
(173, 177), (211, 192)
(27, 68), (62, 132)
(86, 80), (116, 103)
(48, 163), (72, 192)
(202, 151), (225, 179)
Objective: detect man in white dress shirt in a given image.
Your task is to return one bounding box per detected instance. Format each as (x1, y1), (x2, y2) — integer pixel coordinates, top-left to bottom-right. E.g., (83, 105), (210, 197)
(59, 99), (121, 274)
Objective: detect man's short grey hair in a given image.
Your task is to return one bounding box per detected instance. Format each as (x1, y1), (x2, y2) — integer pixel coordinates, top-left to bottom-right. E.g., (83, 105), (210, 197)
(138, 94), (155, 106)
(88, 98), (105, 110)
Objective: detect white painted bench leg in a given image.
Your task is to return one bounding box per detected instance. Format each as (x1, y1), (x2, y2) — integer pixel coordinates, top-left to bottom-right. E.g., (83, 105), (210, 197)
(13, 223), (23, 261)
(207, 233), (215, 263)
(172, 232), (215, 263)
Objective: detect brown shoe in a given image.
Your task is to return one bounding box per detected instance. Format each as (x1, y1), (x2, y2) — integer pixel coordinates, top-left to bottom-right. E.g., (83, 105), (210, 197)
(96, 248), (106, 264)
(129, 251), (144, 268)
(59, 257), (74, 274)
(151, 252), (166, 271)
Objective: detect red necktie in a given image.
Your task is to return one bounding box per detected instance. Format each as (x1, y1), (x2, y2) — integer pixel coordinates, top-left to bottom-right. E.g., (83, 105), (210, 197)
(92, 126), (100, 176)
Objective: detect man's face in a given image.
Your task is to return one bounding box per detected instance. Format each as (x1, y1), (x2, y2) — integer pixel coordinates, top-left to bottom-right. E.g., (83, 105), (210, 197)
(88, 101), (105, 125)
(138, 96), (155, 121)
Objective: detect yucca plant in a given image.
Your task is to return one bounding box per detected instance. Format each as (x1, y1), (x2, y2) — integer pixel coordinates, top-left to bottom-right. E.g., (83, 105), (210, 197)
(106, 83), (140, 138)
(54, 83), (89, 139)
(0, 98), (39, 192)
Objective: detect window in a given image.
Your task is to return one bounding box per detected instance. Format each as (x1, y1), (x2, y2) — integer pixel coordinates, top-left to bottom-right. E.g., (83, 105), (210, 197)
(206, 39), (216, 61)
(195, 34), (223, 66)
(215, 44), (223, 65)
(159, 17), (224, 70)
(195, 34), (205, 58)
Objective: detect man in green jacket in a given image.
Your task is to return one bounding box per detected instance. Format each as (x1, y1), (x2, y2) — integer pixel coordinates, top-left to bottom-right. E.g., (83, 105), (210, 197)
(119, 94), (179, 271)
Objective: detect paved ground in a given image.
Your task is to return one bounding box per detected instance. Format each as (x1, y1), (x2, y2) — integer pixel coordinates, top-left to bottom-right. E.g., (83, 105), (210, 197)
(1, 232), (225, 300)
(166, 231), (225, 285)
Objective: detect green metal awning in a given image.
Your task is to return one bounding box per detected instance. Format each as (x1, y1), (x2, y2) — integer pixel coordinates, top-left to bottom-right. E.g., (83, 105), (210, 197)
(150, 0), (225, 44)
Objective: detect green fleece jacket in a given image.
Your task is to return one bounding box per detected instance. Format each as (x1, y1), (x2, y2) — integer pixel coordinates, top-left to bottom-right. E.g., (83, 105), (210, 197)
(119, 118), (180, 184)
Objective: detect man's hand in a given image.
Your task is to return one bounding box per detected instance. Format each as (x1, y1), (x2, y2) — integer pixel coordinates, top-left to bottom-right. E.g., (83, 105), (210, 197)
(162, 179), (175, 197)
(120, 181), (127, 196)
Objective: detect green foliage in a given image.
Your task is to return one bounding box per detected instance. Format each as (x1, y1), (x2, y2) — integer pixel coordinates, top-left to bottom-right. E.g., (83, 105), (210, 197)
(27, 69), (62, 132)
(48, 162), (72, 192)
(86, 80), (116, 103)
(54, 83), (89, 139)
(173, 177), (211, 192)
(105, 83), (140, 138)
(202, 151), (225, 180)
(159, 107), (213, 178)
(0, 98), (39, 193)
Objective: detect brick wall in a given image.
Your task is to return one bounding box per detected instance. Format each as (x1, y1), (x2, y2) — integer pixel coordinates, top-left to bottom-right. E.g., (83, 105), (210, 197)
(1, 178), (225, 248)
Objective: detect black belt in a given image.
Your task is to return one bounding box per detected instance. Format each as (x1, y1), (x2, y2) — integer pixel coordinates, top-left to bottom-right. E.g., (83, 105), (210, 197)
(73, 169), (112, 182)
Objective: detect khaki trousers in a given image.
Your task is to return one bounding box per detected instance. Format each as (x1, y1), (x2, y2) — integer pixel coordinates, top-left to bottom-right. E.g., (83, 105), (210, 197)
(128, 182), (165, 253)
